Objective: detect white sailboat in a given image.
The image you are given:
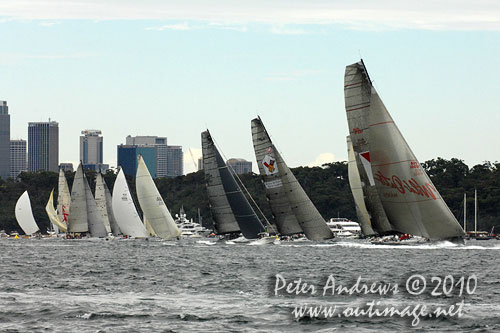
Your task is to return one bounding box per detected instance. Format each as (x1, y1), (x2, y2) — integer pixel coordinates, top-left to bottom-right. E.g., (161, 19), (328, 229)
(136, 155), (180, 240)
(15, 191), (40, 236)
(45, 189), (67, 232)
(112, 168), (149, 238)
(95, 172), (112, 234)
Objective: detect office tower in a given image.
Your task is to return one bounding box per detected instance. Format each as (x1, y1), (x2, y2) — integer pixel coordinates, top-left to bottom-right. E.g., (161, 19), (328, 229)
(80, 130), (108, 172)
(166, 145), (183, 177)
(10, 139), (26, 179)
(0, 101), (10, 179)
(227, 158), (252, 175)
(28, 120), (59, 172)
(117, 144), (157, 178)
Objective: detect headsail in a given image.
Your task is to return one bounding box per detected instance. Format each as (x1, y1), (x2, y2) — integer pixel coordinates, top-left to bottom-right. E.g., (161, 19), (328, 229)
(112, 168), (149, 238)
(95, 172), (112, 233)
(344, 60), (464, 240)
(347, 136), (375, 236)
(68, 163), (89, 233)
(103, 176), (121, 236)
(251, 117), (333, 240)
(15, 191), (40, 235)
(202, 130), (265, 238)
(57, 168), (71, 230)
(136, 155), (180, 239)
(83, 172), (108, 238)
(45, 188), (67, 232)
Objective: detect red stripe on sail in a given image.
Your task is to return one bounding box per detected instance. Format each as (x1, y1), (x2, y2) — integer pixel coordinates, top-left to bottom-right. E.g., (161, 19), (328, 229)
(369, 121), (394, 127)
(346, 104), (370, 113)
(360, 152), (371, 162)
(344, 81), (363, 88)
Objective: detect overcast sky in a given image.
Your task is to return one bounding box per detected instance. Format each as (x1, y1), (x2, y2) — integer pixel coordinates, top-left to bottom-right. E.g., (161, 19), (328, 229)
(1, 1), (499, 173)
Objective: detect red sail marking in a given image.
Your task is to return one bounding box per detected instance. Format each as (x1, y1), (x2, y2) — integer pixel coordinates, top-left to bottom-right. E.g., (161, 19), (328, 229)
(344, 81), (363, 88)
(369, 121), (395, 127)
(346, 104), (370, 113)
(360, 152), (371, 162)
(62, 205), (69, 223)
(373, 170), (437, 200)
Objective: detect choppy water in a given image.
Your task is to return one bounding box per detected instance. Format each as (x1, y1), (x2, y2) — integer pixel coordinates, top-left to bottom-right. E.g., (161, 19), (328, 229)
(1, 238), (499, 332)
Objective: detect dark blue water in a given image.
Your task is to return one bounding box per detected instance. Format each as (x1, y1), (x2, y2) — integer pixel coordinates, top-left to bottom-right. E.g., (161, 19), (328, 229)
(0, 238), (499, 332)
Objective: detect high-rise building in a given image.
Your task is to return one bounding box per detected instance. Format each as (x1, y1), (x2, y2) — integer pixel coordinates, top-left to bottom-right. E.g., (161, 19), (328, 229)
(10, 139), (26, 179)
(122, 135), (183, 178)
(117, 145), (157, 178)
(0, 101), (10, 180)
(227, 158), (252, 175)
(59, 163), (74, 173)
(80, 130), (108, 172)
(28, 120), (59, 172)
(166, 145), (183, 177)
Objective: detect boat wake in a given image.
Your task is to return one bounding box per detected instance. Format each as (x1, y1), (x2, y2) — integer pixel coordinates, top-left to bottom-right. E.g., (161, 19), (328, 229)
(196, 240), (217, 246)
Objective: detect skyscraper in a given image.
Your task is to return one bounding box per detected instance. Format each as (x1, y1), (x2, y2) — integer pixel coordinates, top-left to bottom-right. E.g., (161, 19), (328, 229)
(117, 145), (157, 178)
(28, 120), (59, 172)
(80, 130), (108, 172)
(122, 135), (183, 178)
(0, 101), (10, 180)
(10, 139), (26, 179)
(227, 158), (252, 175)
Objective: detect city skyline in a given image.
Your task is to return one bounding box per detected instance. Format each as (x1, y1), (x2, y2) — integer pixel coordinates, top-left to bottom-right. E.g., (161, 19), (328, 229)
(2, 1), (500, 175)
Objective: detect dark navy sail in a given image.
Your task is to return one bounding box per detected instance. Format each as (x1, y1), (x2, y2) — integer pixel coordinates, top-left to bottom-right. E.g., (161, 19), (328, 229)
(202, 130), (265, 239)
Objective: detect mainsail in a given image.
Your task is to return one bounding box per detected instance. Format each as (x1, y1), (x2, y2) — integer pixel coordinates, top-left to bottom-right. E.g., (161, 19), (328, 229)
(95, 172), (112, 233)
(201, 130), (265, 239)
(344, 60), (465, 240)
(83, 172), (108, 238)
(45, 189), (67, 232)
(68, 163), (89, 233)
(251, 117), (333, 240)
(112, 168), (149, 238)
(347, 136), (375, 236)
(15, 191), (40, 235)
(57, 168), (71, 230)
(136, 155), (181, 239)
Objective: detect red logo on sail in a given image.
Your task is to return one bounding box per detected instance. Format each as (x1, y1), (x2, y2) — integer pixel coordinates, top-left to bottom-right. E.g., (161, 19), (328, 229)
(353, 128), (363, 134)
(262, 154), (278, 175)
(62, 205), (69, 223)
(374, 170), (438, 200)
(264, 160), (275, 173)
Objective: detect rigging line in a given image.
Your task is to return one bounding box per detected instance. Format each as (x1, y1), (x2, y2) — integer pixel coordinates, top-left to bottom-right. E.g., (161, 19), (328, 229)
(211, 136), (273, 229)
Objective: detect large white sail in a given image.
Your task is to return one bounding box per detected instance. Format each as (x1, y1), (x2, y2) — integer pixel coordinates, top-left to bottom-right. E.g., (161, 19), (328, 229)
(15, 191), (40, 235)
(57, 169), (71, 230)
(95, 173), (112, 233)
(68, 163), (89, 233)
(112, 168), (149, 238)
(83, 172), (108, 238)
(344, 60), (464, 240)
(144, 216), (157, 236)
(251, 117), (333, 240)
(136, 155), (180, 239)
(45, 189), (67, 232)
(347, 136), (375, 236)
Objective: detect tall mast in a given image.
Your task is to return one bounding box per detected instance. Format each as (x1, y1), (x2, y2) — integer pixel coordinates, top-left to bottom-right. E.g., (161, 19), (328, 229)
(463, 193), (467, 233)
(474, 189), (477, 233)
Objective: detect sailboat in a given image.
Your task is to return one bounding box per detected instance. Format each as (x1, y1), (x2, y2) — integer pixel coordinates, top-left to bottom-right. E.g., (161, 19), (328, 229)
(67, 163), (108, 238)
(344, 60), (464, 241)
(95, 172), (122, 236)
(15, 191), (40, 236)
(136, 155), (181, 240)
(45, 189), (68, 232)
(111, 168), (149, 238)
(201, 130), (265, 240)
(57, 168), (71, 231)
(251, 117), (333, 241)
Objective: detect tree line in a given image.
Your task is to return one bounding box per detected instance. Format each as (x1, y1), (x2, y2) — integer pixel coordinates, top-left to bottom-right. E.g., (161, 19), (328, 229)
(0, 157), (498, 234)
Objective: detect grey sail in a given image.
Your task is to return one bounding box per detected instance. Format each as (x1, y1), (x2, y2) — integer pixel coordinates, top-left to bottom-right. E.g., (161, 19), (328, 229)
(84, 172), (108, 238)
(347, 135), (376, 236)
(344, 62), (394, 235)
(95, 173), (112, 233)
(202, 130), (264, 238)
(68, 163), (89, 233)
(345, 60), (465, 240)
(251, 117), (333, 240)
(103, 177), (121, 235)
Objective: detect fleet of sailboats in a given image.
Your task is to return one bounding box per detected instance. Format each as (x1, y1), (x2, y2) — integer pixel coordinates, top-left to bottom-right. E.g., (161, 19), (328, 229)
(11, 59), (486, 244)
